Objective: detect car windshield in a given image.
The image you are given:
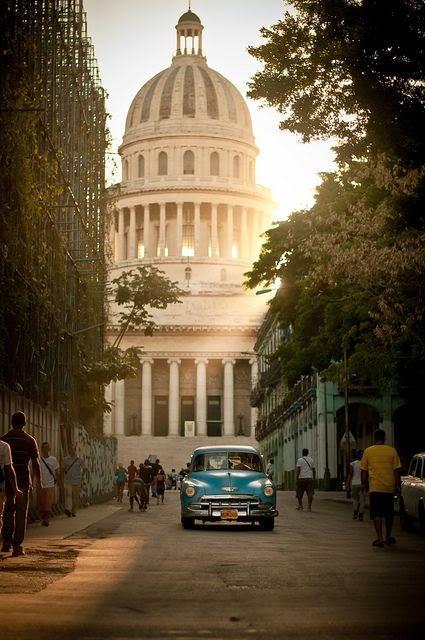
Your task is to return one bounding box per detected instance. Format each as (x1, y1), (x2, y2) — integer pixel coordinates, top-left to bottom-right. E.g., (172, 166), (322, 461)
(192, 452), (262, 472)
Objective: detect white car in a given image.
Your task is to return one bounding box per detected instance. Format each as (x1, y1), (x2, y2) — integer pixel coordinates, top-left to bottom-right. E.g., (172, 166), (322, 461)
(400, 452), (425, 532)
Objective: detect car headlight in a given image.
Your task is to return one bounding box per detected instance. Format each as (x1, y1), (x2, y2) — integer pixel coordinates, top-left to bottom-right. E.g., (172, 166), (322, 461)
(264, 485), (274, 497)
(185, 485), (196, 497)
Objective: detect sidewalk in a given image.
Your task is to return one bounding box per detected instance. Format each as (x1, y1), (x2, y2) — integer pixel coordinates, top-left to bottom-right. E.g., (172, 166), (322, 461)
(25, 500), (121, 543)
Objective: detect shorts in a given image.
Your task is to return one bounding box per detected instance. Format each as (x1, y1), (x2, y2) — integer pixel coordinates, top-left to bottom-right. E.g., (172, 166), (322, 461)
(369, 492), (394, 519)
(296, 478), (314, 499)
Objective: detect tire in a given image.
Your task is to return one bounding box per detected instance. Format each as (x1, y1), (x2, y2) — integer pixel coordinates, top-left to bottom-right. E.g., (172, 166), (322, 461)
(181, 517), (195, 529)
(399, 497), (414, 531)
(261, 518), (275, 531)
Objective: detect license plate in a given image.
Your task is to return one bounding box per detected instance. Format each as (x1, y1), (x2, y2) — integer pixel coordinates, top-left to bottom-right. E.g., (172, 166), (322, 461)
(221, 509), (238, 520)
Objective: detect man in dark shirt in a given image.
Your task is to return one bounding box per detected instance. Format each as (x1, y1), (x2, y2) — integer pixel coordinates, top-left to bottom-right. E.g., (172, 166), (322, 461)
(1, 411), (41, 556)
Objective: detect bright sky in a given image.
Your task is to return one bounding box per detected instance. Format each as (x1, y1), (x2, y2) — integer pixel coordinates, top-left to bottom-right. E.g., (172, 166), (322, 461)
(84, 0), (335, 219)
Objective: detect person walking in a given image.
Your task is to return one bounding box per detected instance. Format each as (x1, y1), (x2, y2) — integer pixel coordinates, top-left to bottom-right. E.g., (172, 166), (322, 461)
(127, 460), (138, 488)
(295, 448), (315, 512)
(156, 466), (166, 505)
(266, 458), (274, 480)
(63, 445), (82, 517)
(38, 441), (59, 527)
(151, 458), (161, 498)
(347, 449), (364, 521)
(139, 460), (153, 504)
(360, 429), (402, 547)
(128, 476), (148, 512)
(0, 439), (22, 538)
(115, 463), (126, 503)
(1, 411), (41, 556)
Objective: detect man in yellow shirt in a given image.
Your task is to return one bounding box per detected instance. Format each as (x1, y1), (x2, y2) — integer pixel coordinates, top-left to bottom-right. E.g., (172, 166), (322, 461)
(360, 429), (401, 548)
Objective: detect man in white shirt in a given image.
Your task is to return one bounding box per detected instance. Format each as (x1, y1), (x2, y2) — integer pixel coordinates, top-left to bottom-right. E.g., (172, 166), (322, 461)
(295, 448), (315, 511)
(38, 441), (59, 527)
(346, 449), (364, 521)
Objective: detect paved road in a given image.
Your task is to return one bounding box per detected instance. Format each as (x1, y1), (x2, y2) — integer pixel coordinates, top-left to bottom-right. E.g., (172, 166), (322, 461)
(1, 492), (424, 639)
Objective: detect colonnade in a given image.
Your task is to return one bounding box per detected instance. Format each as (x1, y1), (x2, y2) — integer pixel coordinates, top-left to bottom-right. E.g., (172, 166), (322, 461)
(113, 202), (266, 261)
(107, 357), (259, 438)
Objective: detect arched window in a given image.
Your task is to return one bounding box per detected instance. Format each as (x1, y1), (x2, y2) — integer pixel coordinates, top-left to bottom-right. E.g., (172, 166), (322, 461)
(158, 151), (168, 176)
(183, 150), (195, 175)
(138, 155), (145, 178)
(233, 155), (240, 179)
(123, 159), (129, 181)
(210, 151), (219, 176)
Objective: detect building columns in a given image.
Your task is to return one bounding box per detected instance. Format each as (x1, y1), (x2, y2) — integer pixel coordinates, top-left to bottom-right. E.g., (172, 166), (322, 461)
(118, 208), (126, 261)
(168, 358), (181, 435)
(211, 204), (218, 257)
(176, 202), (183, 257)
(226, 205), (233, 258)
(129, 206), (137, 259)
(249, 358), (259, 438)
(195, 358), (208, 436)
(159, 203), (166, 256)
(194, 202), (201, 256)
(241, 207), (249, 260)
(143, 206), (150, 257)
(141, 359), (153, 435)
(222, 359), (235, 436)
(115, 378), (125, 435)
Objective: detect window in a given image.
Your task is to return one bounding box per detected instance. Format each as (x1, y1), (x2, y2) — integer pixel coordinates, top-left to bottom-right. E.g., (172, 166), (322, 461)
(233, 155), (240, 178)
(414, 458), (423, 479)
(408, 457), (417, 476)
(183, 150), (195, 175)
(182, 210), (194, 256)
(158, 151), (168, 176)
(192, 452), (262, 472)
(210, 151), (219, 176)
(138, 155), (145, 178)
(123, 159), (129, 181)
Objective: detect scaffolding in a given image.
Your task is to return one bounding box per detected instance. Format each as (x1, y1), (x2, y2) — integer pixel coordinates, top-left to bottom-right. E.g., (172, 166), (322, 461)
(0, 0), (108, 431)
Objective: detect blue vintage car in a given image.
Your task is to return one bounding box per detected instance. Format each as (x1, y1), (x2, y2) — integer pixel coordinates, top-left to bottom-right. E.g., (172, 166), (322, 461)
(180, 445), (278, 530)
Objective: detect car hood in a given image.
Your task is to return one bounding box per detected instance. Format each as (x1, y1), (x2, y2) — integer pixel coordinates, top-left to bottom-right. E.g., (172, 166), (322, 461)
(188, 470), (267, 495)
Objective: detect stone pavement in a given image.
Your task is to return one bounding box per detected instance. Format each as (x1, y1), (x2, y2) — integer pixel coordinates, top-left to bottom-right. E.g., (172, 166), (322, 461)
(0, 491), (424, 639)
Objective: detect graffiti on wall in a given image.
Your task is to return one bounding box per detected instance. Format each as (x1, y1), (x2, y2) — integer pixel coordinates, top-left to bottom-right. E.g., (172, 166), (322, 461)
(74, 425), (117, 503)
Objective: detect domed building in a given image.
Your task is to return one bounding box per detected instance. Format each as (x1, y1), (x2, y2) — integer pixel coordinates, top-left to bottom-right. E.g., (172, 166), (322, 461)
(104, 10), (274, 469)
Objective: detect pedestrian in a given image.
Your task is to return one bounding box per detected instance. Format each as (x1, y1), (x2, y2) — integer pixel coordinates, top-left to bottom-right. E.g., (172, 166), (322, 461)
(38, 441), (59, 527)
(1, 411), (41, 556)
(347, 449), (364, 521)
(178, 467), (186, 489)
(0, 438), (22, 538)
(151, 458), (161, 498)
(63, 444), (83, 517)
(170, 468), (178, 490)
(156, 467), (166, 505)
(360, 429), (401, 548)
(295, 448), (315, 512)
(139, 460), (153, 504)
(115, 463), (126, 503)
(266, 458), (274, 480)
(128, 476), (148, 512)
(127, 460), (138, 488)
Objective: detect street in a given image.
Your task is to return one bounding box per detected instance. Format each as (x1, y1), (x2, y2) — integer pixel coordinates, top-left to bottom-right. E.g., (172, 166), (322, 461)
(1, 492), (424, 639)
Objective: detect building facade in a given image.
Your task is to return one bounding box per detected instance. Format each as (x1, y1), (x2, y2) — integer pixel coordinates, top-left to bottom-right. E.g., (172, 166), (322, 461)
(104, 10), (273, 469)
(253, 310), (405, 488)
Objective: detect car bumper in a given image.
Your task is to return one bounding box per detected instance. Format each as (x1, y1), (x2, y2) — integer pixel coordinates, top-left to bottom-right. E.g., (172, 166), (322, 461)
(181, 496), (278, 521)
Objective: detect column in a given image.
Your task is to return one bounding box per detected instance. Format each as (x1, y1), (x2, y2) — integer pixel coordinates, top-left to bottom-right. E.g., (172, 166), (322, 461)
(159, 203), (166, 256)
(129, 206), (137, 259)
(194, 202), (201, 256)
(241, 207), (249, 260)
(141, 359), (153, 436)
(222, 359), (235, 436)
(226, 205), (234, 258)
(168, 358), (181, 436)
(249, 358), (259, 438)
(211, 203), (218, 257)
(109, 213), (116, 262)
(115, 379), (125, 436)
(195, 358), (208, 436)
(176, 202), (183, 257)
(119, 208), (126, 261)
(104, 381), (113, 435)
(143, 205), (150, 257)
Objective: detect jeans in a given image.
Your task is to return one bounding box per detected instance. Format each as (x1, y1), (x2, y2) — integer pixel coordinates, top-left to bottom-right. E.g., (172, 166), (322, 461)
(352, 485), (365, 515)
(1, 487), (30, 549)
(65, 484), (80, 514)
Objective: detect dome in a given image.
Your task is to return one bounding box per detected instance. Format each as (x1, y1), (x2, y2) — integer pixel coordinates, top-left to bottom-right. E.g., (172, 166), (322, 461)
(124, 59), (254, 144)
(178, 10), (201, 24)
(123, 11), (254, 146)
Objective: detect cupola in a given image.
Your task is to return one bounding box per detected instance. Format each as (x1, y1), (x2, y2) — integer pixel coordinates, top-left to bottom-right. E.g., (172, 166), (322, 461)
(175, 7), (204, 57)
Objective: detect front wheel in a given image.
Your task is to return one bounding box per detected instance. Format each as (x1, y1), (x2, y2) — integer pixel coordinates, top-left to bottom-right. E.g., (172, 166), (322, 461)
(181, 517), (195, 529)
(399, 497), (414, 531)
(261, 518), (275, 531)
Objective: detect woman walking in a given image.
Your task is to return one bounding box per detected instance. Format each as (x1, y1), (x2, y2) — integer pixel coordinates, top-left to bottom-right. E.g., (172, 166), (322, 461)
(115, 463), (126, 503)
(156, 467), (166, 505)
